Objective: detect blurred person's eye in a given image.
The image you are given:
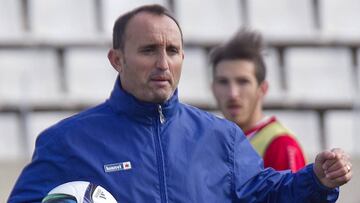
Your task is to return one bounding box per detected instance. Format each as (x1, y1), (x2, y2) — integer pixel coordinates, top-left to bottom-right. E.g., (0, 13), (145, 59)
(216, 78), (229, 86)
(236, 78), (250, 85)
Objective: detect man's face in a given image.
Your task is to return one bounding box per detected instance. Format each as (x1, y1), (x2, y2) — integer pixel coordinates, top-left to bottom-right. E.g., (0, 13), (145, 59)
(111, 12), (184, 103)
(212, 59), (266, 129)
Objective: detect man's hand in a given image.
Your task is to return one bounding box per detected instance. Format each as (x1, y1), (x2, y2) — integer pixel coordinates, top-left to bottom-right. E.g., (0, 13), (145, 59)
(313, 148), (352, 188)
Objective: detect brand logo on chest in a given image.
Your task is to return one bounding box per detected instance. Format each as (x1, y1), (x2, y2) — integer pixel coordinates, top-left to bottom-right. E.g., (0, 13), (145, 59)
(104, 161), (132, 173)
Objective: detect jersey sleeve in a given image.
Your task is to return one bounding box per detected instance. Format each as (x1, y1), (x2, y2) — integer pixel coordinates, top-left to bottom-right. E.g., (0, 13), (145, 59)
(263, 134), (306, 172)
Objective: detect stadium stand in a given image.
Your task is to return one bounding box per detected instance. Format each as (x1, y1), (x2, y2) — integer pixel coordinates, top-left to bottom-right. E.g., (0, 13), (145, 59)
(0, 0), (23, 40)
(247, 0), (316, 39)
(64, 48), (117, 103)
(0, 49), (61, 104)
(29, 0), (98, 42)
(175, 0), (242, 43)
(178, 48), (214, 106)
(320, 0), (360, 40)
(0, 113), (22, 160)
(285, 47), (354, 104)
(262, 48), (284, 102)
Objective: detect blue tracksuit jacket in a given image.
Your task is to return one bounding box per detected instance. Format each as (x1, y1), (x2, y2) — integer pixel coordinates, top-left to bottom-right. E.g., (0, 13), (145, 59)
(8, 78), (338, 203)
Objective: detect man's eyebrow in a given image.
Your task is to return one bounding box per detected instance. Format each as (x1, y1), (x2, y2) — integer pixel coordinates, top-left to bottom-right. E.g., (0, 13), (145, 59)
(138, 44), (158, 49)
(138, 43), (181, 49)
(167, 44), (181, 49)
(214, 75), (228, 79)
(140, 43), (158, 47)
(168, 41), (182, 47)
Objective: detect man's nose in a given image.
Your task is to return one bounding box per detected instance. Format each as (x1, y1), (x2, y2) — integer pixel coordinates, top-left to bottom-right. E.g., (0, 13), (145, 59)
(155, 52), (169, 70)
(227, 84), (240, 99)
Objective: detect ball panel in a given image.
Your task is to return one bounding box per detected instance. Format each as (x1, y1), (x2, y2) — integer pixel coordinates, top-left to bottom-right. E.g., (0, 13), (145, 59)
(41, 193), (77, 203)
(48, 181), (90, 203)
(42, 181), (117, 203)
(91, 185), (117, 203)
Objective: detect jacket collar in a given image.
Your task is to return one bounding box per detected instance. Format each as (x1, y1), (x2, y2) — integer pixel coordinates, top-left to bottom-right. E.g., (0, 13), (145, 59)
(107, 77), (179, 124)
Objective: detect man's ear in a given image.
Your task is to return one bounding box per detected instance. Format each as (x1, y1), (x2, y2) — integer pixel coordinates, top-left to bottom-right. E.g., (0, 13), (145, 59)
(259, 80), (269, 98)
(108, 49), (123, 73)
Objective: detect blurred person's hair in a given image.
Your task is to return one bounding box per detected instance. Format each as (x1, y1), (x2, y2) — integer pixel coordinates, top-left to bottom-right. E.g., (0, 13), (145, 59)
(112, 4), (183, 50)
(209, 29), (266, 84)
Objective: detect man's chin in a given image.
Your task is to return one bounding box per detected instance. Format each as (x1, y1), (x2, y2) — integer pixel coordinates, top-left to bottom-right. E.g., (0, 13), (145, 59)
(227, 110), (242, 119)
(226, 114), (244, 124)
(151, 91), (174, 103)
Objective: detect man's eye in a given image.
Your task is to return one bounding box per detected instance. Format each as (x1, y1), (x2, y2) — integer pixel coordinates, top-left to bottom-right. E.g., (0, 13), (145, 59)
(216, 79), (228, 85)
(237, 79), (249, 85)
(168, 47), (179, 54)
(140, 46), (156, 53)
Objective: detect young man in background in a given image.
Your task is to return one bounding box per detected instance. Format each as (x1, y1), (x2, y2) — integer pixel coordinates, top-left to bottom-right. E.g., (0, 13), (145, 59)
(211, 30), (306, 172)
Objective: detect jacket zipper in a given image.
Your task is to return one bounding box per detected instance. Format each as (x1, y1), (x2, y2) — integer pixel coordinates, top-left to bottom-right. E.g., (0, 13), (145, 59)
(158, 105), (165, 124)
(155, 105), (168, 202)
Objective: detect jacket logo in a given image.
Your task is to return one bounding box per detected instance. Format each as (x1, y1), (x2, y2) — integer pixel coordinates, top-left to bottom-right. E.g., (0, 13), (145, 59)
(104, 161), (132, 172)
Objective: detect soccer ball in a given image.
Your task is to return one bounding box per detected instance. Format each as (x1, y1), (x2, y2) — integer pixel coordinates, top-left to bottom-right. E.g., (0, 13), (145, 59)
(42, 181), (117, 203)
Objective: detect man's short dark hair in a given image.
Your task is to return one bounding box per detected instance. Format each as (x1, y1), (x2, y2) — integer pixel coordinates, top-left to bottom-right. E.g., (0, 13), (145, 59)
(112, 4), (183, 50)
(209, 29), (266, 84)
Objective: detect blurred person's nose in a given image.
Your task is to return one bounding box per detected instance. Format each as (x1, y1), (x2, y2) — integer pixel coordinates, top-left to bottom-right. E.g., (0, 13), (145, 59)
(227, 83), (240, 99)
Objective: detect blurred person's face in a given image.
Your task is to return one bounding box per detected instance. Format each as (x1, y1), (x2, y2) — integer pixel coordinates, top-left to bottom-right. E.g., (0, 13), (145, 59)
(212, 59), (268, 131)
(108, 12), (184, 103)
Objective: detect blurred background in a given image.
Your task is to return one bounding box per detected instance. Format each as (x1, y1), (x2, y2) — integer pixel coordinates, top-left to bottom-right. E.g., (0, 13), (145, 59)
(0, 0), (359, 202)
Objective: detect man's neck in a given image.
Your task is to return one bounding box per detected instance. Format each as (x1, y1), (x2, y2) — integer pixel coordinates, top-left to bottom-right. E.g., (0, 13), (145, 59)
(240, 113), (266, 133)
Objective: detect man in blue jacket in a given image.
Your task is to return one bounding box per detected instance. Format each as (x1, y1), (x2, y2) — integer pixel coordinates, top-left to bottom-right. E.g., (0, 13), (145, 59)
(9, 4), (352, 203)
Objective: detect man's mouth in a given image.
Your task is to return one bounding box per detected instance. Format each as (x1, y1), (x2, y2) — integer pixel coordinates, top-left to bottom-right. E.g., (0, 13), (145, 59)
(150, 76), (170, 86)
(226, 103), (242, 115)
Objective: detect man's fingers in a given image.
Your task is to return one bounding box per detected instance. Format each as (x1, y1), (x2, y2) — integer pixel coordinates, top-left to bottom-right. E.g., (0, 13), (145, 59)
(328, 170), (352, 186)
(323, 157), (348, 172)
(325, 163), (350, 179)
(314, 148), (352, 188)
(314, 150), (336, 179)
(322, 158), (337, 170)
(316, 150), (335, 165)
(323, 148), (352, 180)
(322, 148), (350, 169)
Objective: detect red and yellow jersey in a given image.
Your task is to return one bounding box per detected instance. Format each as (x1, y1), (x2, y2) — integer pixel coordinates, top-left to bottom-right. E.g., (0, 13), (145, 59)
(245, 116), (306, 172)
